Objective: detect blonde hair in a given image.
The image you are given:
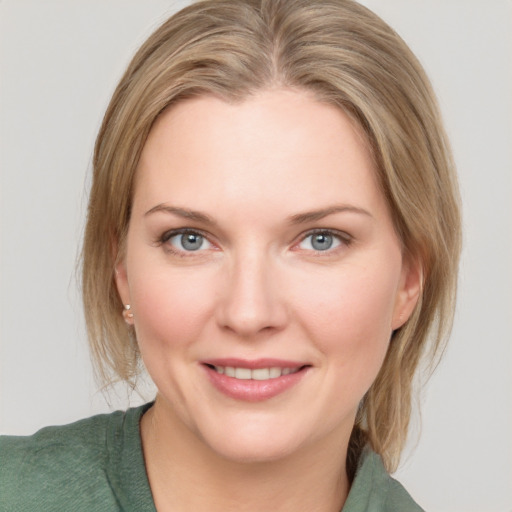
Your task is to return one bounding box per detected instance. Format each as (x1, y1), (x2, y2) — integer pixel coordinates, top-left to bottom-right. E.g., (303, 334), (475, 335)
(82, 0), (461, 472)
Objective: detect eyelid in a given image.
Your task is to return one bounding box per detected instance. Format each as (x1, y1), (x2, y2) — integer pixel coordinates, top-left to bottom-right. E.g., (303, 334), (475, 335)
(160, 227), (209, 242)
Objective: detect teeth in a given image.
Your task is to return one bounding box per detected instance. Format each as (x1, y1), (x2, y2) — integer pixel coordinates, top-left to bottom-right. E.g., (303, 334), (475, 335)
(235, 368), (251, 380)
(213, 365), (300, 380)
(252, 368), (270, 380)
(269, 367), (282, 378)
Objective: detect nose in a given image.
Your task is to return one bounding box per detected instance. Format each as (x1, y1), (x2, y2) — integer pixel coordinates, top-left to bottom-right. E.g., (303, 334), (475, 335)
(216, 250), (288, 338)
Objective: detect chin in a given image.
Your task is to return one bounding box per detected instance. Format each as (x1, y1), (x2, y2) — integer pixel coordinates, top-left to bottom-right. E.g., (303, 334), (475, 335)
(192, 410), (332, 465)
(206, 434), (302, 465)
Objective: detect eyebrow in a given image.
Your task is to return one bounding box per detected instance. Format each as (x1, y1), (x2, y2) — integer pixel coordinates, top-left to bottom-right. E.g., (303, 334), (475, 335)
(145, 203), (372, 226)
(288, 205), (373, 224)
(144, 204), (217, 225)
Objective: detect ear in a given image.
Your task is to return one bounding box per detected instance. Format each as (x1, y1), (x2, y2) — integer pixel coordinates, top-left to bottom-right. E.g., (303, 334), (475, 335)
(391, 254), (423, 330)
(115, 258), (130, 302)
(114, 249), (134, 325)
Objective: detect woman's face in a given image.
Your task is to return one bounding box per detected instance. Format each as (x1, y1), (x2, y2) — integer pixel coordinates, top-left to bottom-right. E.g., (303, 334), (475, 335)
(116, 89), (420, 462)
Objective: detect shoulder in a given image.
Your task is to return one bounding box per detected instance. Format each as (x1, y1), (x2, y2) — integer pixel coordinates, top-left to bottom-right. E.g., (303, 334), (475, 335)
(1, 408), (124, 470)
(343, 448), (425, 512)
(0, 406), (148, 511)
(382, 476), (425, 512)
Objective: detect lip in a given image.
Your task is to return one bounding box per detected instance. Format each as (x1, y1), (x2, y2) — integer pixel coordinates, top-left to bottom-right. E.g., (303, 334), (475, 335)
(201, 358), (311, 402)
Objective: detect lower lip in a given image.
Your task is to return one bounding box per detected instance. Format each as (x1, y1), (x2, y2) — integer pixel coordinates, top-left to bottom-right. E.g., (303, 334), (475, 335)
(203, 365), (309, 402)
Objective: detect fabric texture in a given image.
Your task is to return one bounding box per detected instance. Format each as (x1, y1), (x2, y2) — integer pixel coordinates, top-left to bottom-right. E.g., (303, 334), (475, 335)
(0, 404), (424, 511)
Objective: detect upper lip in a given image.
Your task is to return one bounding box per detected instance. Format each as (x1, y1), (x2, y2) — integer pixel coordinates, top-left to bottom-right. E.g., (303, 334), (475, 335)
(202, 358), (309, 369)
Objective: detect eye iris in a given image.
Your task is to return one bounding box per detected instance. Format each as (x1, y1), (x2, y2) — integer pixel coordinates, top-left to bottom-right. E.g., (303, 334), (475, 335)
(181, 233), (203, 251)
(311, 233), (333, 251)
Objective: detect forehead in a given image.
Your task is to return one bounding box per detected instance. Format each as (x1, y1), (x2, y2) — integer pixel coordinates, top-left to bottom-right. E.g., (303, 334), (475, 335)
(133, 89), (384, 219)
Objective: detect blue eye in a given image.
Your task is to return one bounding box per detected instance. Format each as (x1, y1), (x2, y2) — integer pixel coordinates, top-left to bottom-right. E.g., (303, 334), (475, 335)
(167, 231), (211, 252)
(299, 231), (343, 252)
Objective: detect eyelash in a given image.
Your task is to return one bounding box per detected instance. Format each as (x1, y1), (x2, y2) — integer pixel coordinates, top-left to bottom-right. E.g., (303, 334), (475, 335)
(157, 228), (353, 256)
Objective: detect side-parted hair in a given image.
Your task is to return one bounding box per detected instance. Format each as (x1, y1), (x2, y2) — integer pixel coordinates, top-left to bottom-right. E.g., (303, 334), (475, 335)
(82, 0), (462, 472)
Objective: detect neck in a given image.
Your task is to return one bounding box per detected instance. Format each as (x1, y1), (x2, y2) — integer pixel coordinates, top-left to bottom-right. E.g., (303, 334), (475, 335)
(140, 396), (351, 512)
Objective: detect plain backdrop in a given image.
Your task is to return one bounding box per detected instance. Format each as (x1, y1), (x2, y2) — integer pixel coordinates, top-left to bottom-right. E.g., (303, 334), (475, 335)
(1, 1), (511, 511)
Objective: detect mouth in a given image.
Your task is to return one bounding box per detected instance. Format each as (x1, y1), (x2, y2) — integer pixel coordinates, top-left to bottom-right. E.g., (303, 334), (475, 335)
(201, 359), (311, 401)
(205, 364), (306, 380)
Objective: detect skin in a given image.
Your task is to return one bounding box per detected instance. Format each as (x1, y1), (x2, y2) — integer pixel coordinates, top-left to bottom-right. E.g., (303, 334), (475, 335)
(115, 88), (421, 511)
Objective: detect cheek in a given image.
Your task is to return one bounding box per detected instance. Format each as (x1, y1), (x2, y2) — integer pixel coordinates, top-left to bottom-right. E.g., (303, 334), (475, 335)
(129, 266), (217, 357)
(291, 263), (401, 376)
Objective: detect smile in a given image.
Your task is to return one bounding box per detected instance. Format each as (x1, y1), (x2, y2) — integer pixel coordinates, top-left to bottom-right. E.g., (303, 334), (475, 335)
(210, 366), (302, 380)
(202, 359), (311, 402)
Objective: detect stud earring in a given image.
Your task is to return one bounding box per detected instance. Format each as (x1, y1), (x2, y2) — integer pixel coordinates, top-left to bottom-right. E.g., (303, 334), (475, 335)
(122, 304), (134, 322)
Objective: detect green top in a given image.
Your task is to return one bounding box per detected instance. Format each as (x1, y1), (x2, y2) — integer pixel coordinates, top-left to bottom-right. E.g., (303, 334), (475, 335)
(0, 404), (424, 511)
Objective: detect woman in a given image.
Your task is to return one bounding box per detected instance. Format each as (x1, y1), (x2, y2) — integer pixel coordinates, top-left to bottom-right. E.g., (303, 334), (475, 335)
(0, 0), (461, 510)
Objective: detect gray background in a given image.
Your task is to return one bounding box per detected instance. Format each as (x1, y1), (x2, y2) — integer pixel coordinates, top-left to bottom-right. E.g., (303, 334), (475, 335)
(1, 1), (511, 511)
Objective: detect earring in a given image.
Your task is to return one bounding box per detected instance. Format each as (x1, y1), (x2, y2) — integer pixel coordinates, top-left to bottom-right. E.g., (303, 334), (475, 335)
(122, 304), (134, 322)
